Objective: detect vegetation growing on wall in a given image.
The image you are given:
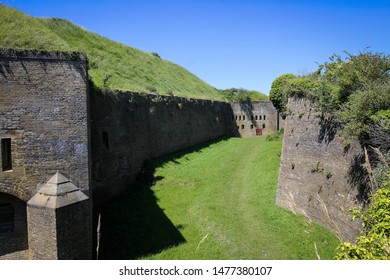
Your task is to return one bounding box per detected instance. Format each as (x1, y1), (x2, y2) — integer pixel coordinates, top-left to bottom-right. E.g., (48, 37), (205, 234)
(270, 50), (390, 259)
(335, 176), (390, 260)
(269, 73), (296, 117)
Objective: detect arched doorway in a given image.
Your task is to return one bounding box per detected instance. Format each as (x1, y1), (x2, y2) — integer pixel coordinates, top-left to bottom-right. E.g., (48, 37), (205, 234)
(0, 192), (28, 259)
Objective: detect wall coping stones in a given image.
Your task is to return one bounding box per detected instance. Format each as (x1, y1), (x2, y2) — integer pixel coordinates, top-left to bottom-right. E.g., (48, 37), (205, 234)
(27, 172), (89, 209)
(0, 48), (86, 62)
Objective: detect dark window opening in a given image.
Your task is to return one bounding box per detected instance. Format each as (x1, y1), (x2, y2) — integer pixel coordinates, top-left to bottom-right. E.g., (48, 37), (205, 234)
(243, 115), (246, 121)
(264, 115), (266, 120)
(255, 116), (258, 120)
(251, 115), (254, 120)
(239, 116), (242, 121)
(1, 138), (12, 171)
(259, 115), (262, 120)
(241, 124), (245, 129)
(250, 125), (254, 129)
(0, 204), (14, 233)
(102, 132), (110, 149)
(262, 124), (266, 129)
(235, 115), (238, 120)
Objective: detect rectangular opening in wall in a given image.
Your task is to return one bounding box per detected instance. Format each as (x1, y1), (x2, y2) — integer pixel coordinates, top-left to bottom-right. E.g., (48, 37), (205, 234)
(262, 124), (266, 129)
(250, 125), (254, 129)
(264, 115), (266, 120)
(255, 116), (258, 120)
(259, 116), (262, 120)
(243, 115), (246, 121)
(239, 116), (242, 121)
(0, 203), (14, 233)
(102, 131), (110, 149)
(1, 138), (12, 172)
(241, 124), (245, 129)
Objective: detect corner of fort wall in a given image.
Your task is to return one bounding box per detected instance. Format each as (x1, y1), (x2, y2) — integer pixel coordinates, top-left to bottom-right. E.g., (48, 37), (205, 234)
(276, 97), (364, 242)
(0, 49), (91, 259)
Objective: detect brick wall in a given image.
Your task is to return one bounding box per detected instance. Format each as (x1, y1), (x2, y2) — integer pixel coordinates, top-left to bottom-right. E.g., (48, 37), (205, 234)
(0, 49), (90, 201)
(0, 50), (90, 259)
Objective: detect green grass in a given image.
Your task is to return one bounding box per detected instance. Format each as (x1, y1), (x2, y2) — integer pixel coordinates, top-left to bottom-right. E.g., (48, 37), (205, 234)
(0, 5), (224, 100)
(99, 137), (339, 260)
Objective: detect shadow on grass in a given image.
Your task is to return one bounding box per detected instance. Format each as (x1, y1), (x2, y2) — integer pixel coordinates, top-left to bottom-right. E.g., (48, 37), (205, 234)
(96, 136), (231, 260)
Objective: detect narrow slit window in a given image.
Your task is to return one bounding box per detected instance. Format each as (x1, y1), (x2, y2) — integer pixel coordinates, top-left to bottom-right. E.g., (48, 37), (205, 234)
(259, 115), (262, 120)
(251, 115), (254, 120)
(262, 124), (266, 129)
(0, 203), (14, 233)
(243, 115), (246, 121)
(264, 115), (266, 120)
(255, 116), (258, 120)
(102, 131), (110, 149)
(1, 138), (12, 171)
(241, 124), (245, 129)
(250, 125), (254, 129)
(239, 116), (242, 121)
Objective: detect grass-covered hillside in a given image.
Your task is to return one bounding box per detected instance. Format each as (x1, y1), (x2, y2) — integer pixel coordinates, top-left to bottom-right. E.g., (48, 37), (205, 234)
(1, 5), (255, 101)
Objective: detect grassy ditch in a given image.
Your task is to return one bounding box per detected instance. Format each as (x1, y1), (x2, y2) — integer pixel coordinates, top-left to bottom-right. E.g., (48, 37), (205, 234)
(99, 137), (338, 260)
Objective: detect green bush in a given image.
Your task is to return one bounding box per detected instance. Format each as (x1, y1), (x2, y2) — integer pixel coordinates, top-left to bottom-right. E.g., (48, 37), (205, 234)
(269, 73), (296, 117)
(266, 128), (284, 142)
(335, 177), (390, 260)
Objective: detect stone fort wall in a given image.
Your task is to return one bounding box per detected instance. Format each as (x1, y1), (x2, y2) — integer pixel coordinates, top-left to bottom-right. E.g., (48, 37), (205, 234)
(276, 97), (364, 242)
(0, 50), (91, 259)
(0, 49), (282, 259)
(90, 90), (236, 205)
(230, 101), (282, 138)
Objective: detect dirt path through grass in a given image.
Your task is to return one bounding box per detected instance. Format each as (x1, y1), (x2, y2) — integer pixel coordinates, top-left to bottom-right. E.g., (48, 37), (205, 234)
(99, 137), (338, 260)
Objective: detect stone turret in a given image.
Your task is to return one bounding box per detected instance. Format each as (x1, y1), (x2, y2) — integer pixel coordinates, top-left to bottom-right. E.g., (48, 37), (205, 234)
(27, 172), (92, 259)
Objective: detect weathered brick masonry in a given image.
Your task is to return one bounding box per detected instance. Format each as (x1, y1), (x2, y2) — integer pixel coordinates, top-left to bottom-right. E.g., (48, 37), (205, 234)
(276, 97), (363, 242)
(0, 50), (91, 259)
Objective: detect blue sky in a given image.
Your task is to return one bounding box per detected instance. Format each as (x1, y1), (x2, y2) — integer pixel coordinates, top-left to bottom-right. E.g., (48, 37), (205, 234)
(2, 0), (390, 94)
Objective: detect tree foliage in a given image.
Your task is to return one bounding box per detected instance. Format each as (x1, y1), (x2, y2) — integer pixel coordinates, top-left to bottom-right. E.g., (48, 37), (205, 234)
(269, 50), (390, 142)
(219, 88), (268, 102)
(335, 179), (390, 260)
(269, 73), (295, 116)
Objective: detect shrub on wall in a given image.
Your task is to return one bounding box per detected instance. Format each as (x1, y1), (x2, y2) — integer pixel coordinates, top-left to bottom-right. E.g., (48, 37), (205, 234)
(269, 73), (296, 117)
(270, 50), (390, 259)
(335, 176), (390, 260)
(266, 128), (284, 142)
